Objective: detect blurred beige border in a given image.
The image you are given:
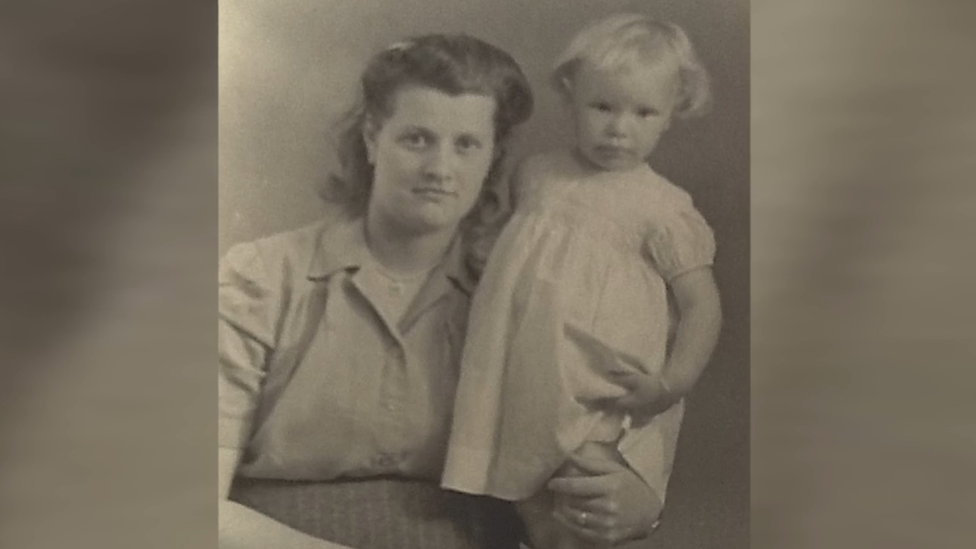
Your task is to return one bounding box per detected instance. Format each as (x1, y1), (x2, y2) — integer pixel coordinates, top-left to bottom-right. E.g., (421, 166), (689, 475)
(751, 1), (976, 547)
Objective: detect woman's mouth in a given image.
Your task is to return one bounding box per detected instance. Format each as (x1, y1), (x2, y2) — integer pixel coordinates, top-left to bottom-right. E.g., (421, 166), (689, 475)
(413, 187), (456, 201)
(595, 145), (633, 159)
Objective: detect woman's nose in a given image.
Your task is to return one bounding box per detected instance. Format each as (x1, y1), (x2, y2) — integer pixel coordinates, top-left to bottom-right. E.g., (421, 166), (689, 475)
(423, 145), (455, 180)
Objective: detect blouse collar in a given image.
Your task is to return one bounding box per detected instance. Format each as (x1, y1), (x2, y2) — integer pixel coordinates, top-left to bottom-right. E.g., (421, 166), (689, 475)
(306, 217), (476, 295)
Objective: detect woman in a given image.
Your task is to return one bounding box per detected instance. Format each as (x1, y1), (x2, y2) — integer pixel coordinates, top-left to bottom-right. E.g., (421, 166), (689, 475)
(219, 34), (662, 549)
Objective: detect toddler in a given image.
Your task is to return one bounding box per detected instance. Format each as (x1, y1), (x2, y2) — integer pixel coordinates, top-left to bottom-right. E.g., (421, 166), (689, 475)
(443, 14), (723, 549)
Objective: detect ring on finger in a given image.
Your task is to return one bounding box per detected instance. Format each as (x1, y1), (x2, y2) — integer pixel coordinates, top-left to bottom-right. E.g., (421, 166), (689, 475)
(577, 510), (589, 527)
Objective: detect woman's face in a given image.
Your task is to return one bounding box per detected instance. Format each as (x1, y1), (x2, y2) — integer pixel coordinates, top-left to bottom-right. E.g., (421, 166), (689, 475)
(365, 86), (497, 234)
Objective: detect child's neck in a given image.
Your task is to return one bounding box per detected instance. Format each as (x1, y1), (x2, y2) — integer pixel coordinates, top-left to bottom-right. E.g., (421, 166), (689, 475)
(569, 146), (651, 178)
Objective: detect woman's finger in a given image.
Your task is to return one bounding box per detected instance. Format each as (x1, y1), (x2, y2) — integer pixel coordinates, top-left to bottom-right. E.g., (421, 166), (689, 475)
(556, 494), (612, 515)
(554, 509), (633, 546)
(547, 474), (610, 498)
(555, 505), (611, 532)
(552, 496), (640, 545)
(565, 451), (625, 476)
(551, 493), (612, 531)
(550, 508), (612, 544)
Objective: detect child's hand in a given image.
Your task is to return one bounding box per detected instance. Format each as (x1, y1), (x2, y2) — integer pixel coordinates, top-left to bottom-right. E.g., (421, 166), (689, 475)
(610, 371), (677, 419)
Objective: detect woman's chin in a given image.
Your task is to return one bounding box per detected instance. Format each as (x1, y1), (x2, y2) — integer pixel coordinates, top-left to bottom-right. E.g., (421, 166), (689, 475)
(391, 209), (461, 236)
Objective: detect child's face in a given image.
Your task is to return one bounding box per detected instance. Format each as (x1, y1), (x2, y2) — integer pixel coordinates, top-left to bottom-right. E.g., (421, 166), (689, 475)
(568, 59), (680, 172)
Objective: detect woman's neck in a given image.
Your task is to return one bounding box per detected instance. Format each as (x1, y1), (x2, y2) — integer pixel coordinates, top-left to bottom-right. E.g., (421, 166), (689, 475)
(363, 215), (457, 275)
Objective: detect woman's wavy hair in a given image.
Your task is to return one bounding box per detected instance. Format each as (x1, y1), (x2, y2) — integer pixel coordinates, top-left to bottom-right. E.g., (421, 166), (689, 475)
(319, 34), (534, 275)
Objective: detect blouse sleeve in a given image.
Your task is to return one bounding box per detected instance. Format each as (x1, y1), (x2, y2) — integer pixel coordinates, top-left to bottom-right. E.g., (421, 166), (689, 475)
(644, 205), (717, 281)
(218, 242), (275, 450)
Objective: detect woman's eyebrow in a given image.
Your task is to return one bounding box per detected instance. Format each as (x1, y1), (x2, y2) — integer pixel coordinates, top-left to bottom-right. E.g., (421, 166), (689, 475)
(457, 130), (490, 140)
(399, 125), (435, 137)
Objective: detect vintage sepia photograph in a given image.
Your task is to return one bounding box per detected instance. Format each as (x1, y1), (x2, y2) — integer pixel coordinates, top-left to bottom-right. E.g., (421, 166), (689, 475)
(219, 1), (748, 548)
(7, 1), (975, 548)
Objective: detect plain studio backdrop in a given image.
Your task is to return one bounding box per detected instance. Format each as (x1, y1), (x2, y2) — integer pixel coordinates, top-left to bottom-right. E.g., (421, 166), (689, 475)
(219, 1), (749, 548)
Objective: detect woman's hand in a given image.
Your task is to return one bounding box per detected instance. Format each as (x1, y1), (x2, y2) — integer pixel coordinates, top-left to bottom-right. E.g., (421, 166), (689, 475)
(546, 453), (663, 545)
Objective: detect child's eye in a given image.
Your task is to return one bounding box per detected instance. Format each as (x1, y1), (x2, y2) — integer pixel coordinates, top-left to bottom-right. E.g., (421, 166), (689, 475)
(589, 102), (613, 113)
(637, 107), (660, 118)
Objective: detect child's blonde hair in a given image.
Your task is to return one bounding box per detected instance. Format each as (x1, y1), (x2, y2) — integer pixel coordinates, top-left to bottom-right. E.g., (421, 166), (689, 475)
(551, 13), (712, 118)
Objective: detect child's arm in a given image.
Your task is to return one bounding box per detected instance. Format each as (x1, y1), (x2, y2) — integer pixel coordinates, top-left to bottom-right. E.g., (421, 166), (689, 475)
(615, 266), (722, 415)
(663, 266), (723, 394)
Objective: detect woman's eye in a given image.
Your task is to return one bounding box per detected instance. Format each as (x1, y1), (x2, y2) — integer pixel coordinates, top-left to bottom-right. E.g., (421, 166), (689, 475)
(456, 137), (483, 153)
(590, 102), (613, 113)
(638, 108), (660, 118)
(400, 132), (430, 148)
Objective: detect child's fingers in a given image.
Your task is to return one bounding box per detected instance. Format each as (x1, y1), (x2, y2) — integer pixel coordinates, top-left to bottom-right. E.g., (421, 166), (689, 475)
(613, 393), (644, 410)
(606, 369), (643, 389)
(612, 349), (648, 372)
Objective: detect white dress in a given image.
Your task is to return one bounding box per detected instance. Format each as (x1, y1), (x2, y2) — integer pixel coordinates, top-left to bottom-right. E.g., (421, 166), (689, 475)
(442, 152), (716, 501)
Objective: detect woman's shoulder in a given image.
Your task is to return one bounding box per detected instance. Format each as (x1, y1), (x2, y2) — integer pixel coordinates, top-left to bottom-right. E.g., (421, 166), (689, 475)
(512, 150), (584, 197)
(510, 151), (558, 204)
(221, 219), (339, 282)
(518, 150), (582, 179)
(249, 220), (331, 257)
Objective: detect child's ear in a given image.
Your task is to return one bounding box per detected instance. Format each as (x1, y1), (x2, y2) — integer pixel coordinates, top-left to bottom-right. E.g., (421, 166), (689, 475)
(550, 70), (574, 104)
(559, 79), (576, 105)
(663, 114), (673, 132)
(558, 76), (573, 97)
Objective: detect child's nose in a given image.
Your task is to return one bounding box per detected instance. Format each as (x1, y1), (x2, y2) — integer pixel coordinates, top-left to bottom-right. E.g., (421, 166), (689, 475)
(606, 114), (631, 137)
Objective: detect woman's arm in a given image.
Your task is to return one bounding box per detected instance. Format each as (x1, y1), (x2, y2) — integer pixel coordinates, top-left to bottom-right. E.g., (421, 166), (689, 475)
(218, 243), (351, 549)
(219, 448), (352, 549)
(217, 243), (358, 549)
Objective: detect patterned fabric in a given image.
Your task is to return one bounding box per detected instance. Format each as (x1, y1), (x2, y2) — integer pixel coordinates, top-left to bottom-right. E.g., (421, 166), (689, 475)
(229, 476), (523, 549)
